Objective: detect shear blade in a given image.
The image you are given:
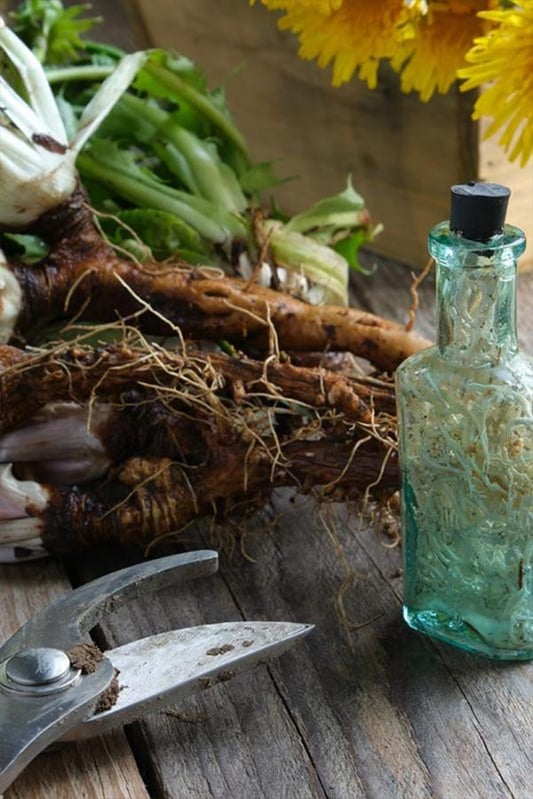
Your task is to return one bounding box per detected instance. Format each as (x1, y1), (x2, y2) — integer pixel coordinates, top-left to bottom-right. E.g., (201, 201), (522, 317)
(64, 620), (312, 740)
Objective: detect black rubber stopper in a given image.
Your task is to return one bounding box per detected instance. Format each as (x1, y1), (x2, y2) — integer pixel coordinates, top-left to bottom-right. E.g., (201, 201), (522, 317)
(450, 182), (510, 242)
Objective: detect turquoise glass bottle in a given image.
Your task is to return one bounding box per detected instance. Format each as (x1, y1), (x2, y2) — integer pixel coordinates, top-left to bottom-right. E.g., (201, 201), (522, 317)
(396, 182), (533, 660)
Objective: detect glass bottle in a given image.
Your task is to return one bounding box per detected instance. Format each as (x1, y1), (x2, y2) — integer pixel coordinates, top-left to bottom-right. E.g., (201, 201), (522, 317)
(396, 182), (533, 660)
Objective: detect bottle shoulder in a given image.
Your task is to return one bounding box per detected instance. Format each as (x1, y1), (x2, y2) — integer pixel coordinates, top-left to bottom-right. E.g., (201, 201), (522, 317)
(396, 345), (438, 376)
(396, 345), (446, 386)
(396, 348), (533, 402)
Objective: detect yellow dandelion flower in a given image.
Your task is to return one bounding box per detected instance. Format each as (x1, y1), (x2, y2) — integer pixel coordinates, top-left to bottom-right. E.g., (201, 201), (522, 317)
(393, 1), (495, 102)
(459, 1), (533, 166)
(251, 0), (428, 90)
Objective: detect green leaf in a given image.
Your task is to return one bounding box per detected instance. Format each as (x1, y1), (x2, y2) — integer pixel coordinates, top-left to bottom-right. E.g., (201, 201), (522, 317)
(284, 177), (366, 235)
(334, 230), (375, 274)
(0, 232), (50, 264)
(101, 208), (207, 261)
(155, 124), (247, 212)
(77, 139), (249, 244)
(94, 94), (162, 144)
(11, 0), (100, 64)
(136, 51), (250, 161)
(81, 137), (161, 183)
(54, 91), (79, 138)
(239, 160), (289, 197)
(83, 40), (126, 63)
(135, 49), (208, 94)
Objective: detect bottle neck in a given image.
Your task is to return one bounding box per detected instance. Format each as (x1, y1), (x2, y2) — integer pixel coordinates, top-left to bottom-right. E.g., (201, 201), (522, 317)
(429, 223), (525, 367)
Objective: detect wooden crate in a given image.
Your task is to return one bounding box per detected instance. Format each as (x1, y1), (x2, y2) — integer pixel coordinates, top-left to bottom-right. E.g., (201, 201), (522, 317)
(127, 0), (533, 270)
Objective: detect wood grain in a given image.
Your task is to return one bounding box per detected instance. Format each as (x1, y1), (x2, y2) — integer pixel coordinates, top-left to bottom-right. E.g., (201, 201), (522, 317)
(228, 495), (521, 799)
(344, 510), (532, 799)
(72, 490), (532, 799)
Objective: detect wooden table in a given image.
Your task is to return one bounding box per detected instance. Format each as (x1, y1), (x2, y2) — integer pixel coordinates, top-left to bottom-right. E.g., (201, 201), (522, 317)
(2, 2), (532, 796)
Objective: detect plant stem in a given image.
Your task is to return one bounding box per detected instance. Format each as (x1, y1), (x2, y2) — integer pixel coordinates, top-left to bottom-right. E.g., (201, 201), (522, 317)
(144, 61), (249, 159)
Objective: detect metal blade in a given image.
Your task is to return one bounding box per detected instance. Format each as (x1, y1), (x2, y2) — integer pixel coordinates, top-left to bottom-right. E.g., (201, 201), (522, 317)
(63, 621), (313, 740)
(0, 551), (218, 659)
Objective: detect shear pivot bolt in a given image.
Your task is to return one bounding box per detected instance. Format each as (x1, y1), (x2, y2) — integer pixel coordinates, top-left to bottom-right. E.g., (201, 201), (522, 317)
(5, 648), (72, 687)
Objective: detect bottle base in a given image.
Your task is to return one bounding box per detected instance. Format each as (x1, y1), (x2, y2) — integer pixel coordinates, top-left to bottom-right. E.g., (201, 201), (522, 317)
(403, 607), (533, 661)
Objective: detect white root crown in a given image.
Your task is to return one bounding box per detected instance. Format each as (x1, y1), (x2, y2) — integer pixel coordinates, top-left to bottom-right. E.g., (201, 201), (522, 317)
(0, 462), (47, 520)
(0, 401), (111, 467)
(0, 15), (146, 228)
(0, 463), (47, 557)
(0, 249), (22, 344)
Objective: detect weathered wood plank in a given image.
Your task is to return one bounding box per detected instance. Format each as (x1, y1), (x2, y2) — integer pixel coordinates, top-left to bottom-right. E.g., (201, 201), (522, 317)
(218, 496), (521, 799)
(73, 487), (529, 799)
(341, 513), (532, 799)
(0, 561), (149, 799)
(6, 732), (148, 799)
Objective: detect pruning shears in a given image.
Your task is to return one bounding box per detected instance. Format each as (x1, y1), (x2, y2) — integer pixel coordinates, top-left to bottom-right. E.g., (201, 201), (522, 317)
(0, 550), (312, 793)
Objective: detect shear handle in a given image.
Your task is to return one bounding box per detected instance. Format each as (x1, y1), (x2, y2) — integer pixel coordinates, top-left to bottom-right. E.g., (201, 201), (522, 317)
(0, 657), (114, 794)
